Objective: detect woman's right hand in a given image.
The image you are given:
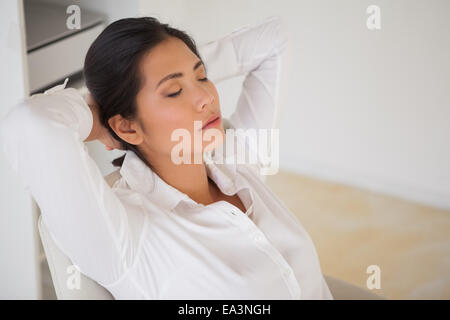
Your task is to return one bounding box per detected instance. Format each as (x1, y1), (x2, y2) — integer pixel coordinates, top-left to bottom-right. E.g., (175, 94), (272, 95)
(84, 93), (124, 151)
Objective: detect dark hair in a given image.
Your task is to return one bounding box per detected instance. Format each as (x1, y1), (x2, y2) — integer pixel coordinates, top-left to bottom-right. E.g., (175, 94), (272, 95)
(83, 17), (203, 168)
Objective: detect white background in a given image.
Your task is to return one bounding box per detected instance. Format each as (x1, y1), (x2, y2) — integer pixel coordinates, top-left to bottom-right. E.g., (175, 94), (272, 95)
(0, 0), (449, 298)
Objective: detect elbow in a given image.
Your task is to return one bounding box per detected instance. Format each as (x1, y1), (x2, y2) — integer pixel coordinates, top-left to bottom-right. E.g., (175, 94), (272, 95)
(263, 15), (290, 56)
(275, 17), (290, 54)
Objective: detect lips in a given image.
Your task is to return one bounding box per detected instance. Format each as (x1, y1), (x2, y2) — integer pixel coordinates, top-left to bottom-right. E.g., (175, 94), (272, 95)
(202, 114), (220, 129)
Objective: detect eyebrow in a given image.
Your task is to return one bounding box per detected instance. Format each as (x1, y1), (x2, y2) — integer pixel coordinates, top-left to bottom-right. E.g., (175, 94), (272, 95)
(155, 60), (204, 90)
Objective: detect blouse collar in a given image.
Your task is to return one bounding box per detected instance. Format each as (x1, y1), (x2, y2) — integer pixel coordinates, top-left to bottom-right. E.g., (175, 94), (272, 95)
(118, 143), (239, 211)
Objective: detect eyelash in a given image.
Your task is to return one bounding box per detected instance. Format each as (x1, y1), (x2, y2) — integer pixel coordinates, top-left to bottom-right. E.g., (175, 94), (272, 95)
(167, 77), (209, 98)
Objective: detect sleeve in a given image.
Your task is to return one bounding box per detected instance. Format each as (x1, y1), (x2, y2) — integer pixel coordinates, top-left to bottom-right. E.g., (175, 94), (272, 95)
(198, 16), (291, 178)
(197, 15), (291, 131)
(321, 275), (335, 300)
(0, 82), (145, 287)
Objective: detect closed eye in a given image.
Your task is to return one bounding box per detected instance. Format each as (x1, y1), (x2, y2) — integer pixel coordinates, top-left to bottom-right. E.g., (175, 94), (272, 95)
(167, 89), (182, 98)
(166, 77), (209, 98)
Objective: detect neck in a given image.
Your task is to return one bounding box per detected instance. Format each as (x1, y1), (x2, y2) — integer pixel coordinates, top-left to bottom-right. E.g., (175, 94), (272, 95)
(144, 151), (218, 206)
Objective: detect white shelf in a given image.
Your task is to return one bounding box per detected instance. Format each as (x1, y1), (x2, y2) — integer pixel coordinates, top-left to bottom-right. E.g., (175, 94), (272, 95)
(25, 1), (105, 94)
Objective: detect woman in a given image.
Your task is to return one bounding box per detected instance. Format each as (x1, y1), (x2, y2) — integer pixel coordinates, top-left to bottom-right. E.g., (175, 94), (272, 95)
(0, 16), (333, 299)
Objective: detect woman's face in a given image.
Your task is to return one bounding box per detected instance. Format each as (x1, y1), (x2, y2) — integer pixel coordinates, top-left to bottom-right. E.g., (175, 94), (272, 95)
(133, 36), (225, 163)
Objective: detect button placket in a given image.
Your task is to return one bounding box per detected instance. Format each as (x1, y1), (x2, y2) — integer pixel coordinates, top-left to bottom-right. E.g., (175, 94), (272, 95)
(214, 201), (252, 231)
(254, 233), (264, 242)
(211, 200), (301, 299)
(244, 223), (301, 299)
(260, 249), (301, 299)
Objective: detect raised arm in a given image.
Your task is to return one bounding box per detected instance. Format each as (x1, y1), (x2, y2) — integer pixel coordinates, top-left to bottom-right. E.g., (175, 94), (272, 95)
(0, 82), (146, 288)
(198, 15), (291, 131)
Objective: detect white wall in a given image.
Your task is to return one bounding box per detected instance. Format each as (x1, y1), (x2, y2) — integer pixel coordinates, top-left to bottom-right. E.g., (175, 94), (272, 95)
(139, 0), (450, 210)
(0, 0), (41, 299)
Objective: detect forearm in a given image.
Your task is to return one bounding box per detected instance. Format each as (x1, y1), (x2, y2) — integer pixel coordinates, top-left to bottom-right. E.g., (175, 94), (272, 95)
(198, 16), (289, 84)
(0, 84), (136, 286)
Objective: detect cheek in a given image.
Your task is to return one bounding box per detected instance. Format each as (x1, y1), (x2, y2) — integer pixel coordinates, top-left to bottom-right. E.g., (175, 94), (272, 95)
(140, 103), (194, 150)
(140, 98), (184, 131)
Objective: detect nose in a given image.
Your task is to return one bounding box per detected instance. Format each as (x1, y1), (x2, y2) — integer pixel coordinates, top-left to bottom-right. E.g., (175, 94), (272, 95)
(194, 85), (215, 112)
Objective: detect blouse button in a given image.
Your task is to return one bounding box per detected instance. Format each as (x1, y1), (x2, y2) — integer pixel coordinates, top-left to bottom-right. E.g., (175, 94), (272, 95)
(254, 233), (264, 242)
(283, 268), (292, 277)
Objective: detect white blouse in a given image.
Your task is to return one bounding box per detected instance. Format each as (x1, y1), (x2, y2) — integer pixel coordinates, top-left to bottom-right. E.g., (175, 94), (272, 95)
(0, 16), (333, 300)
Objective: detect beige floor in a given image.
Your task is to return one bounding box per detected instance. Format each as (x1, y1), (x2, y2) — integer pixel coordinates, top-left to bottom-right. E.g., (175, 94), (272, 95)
(266, 170), (450, 300)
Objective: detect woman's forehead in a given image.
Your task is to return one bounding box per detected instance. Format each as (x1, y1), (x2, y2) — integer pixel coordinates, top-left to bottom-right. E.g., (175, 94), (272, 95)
(139, 38), (200, 89)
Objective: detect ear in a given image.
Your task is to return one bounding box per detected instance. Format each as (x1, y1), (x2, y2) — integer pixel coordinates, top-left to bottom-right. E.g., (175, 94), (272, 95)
(108, 114), (144, 145)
